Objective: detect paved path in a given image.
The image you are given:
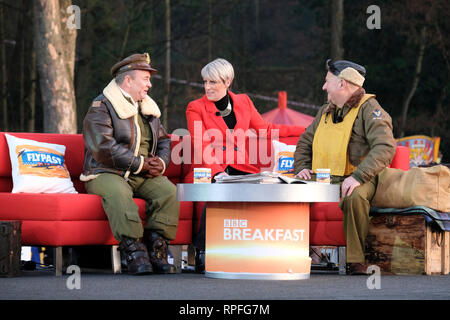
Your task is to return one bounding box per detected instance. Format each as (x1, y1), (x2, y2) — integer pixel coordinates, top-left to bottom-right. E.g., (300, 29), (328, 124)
(1, 269), (450, 300)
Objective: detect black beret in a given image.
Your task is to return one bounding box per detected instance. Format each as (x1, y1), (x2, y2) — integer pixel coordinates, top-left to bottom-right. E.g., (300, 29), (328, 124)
(326, 59), (366, 77)
(326, 59), (366, 86)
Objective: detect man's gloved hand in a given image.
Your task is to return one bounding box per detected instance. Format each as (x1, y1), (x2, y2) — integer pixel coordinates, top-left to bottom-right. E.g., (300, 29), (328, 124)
(142, 156), (164, 178)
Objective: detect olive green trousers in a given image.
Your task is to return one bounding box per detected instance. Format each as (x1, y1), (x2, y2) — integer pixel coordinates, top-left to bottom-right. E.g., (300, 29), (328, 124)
(339, 174), (378, 263)
(85, 173), (180, 242)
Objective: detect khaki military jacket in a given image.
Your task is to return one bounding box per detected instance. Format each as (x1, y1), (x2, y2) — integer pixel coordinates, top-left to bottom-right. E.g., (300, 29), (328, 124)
(294, 89), (396, 184)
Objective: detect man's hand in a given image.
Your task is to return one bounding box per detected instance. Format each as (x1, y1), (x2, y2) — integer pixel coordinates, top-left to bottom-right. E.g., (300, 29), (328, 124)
(141, 159), (152, 175)
(295, 169), (314, 180)
(341, 176), (360, 198)
(141, 156), (164, 178)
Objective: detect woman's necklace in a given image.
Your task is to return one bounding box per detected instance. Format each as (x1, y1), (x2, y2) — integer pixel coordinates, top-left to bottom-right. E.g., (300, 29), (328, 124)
(219, 96), (232, 117)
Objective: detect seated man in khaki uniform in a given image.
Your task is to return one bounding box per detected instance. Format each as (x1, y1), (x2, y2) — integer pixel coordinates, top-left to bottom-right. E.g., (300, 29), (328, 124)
(81, 53), (180, 275)
(294, 59), (396, 274)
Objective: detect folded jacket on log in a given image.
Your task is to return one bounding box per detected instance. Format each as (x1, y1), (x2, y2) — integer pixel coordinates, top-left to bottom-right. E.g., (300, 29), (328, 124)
(372, 165), (450, 213)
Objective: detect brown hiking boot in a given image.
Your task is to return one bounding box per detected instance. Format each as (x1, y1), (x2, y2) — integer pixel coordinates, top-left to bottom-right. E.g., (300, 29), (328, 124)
(345, 262), (368, 275)
(143, 230), (176, 274)
(118, 236), (153, 275)
(195, 248), (205, 274)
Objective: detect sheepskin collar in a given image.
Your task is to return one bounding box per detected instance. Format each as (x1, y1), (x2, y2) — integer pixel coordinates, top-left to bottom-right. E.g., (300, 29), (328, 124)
(324, 87), (366, 114)
(103, 79), (161, 119)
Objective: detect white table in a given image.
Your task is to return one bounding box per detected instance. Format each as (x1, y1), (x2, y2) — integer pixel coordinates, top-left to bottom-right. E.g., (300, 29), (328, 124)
(177, 183), (340, 280)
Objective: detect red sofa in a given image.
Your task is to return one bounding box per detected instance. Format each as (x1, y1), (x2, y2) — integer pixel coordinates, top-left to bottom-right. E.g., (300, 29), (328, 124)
(0, 132), (193, 275)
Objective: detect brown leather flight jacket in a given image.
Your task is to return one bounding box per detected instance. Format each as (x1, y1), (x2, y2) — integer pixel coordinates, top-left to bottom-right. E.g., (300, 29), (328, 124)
(81, 94), (171, 181)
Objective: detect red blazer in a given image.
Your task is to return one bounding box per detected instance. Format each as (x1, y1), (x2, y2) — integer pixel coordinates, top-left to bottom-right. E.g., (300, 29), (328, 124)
(184, 91), (304, 182)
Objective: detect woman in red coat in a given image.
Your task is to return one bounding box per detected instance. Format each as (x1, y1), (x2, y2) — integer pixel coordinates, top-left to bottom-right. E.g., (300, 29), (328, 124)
(185, 58), (304, 272)
(186, 58), (303, 181)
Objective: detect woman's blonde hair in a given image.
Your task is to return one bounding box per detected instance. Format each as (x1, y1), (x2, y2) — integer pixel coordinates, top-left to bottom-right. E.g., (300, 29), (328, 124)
(201, 58), (234, 84)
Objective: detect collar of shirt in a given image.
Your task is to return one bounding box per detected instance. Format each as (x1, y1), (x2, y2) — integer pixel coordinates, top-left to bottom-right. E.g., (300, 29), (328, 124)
(118, 86), (138, 110)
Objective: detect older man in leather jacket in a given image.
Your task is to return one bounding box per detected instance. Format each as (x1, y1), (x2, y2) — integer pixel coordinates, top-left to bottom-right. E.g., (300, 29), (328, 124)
(81, 53), (180, 275)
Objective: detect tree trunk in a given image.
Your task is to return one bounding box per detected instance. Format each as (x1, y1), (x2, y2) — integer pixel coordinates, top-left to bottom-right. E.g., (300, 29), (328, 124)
(431, 84), (447, 137)
(33, 0), (77, 134)
(19, 29), (25, 131)
(162, 0), (171, 129)
(148, 0), (154, 46)
(254, 0), (260, 41)
(399, 26), (427, 138)
(330, 0), (344, 60)
(18, 0), (25, 131)
(207, 0), (212, 62)
(431, 19), (450, 137)
(59, 0), (77, 81)
(27, 3), (36, 132)
(28, 48), (36, 133)
(119, 24), (131, 59)
(0, 4), (7, 131)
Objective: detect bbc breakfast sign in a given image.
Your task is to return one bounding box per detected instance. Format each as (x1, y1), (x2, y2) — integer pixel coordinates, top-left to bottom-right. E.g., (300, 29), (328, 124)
(205, 202), (311, 278)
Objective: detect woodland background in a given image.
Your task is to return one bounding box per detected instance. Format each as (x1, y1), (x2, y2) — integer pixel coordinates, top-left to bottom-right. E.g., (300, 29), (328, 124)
(0, 0), (449, 159)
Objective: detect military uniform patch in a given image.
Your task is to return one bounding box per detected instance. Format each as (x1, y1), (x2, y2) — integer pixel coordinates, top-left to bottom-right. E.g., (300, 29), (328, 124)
(91, 100), (101, 107)
(372, 108), (382, 119)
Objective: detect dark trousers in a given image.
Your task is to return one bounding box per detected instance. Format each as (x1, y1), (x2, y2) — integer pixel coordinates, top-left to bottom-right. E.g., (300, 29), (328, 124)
(192, 166), (250, 251)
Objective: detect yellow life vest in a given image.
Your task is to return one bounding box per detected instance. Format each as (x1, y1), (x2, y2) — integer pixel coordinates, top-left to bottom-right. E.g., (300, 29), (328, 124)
(312, 94), (375, 176)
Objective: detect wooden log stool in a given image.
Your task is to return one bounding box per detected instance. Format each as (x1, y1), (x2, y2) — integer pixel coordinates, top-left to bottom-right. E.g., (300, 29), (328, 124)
(365, 213), (449, 275)
(0, 221), (22, 277)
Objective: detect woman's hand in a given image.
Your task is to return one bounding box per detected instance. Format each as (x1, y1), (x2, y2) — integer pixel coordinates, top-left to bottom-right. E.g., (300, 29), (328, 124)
(213, 171), (229, 182)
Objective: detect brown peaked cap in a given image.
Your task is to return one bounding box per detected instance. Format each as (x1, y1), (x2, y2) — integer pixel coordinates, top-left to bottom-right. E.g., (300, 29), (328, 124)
(110, 53), (157, 77)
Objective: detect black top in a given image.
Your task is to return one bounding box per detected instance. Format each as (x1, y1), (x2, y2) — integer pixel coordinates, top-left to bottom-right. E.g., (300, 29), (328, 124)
(213, 92), (244, 177)
(214, 92), (237, 129)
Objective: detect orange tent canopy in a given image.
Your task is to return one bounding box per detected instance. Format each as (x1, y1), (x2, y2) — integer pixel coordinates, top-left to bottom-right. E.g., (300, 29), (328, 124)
(261, 92), (314, 127)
